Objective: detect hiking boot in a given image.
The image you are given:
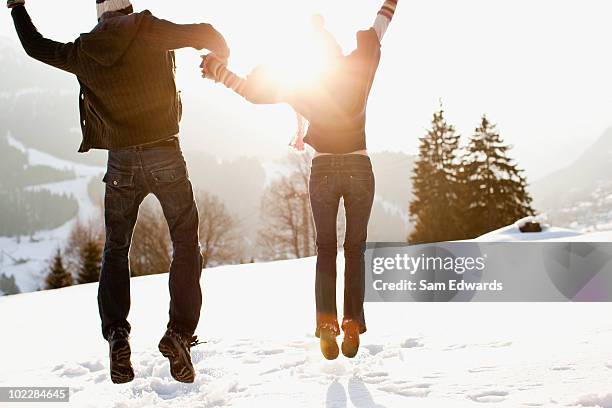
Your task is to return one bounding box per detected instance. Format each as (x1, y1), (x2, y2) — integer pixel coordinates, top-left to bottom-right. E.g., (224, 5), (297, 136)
(158, 328), (200, 383)
(319, 328), (339, 360)
(108, 327), (134, 384)
(341, 326), (360, 358)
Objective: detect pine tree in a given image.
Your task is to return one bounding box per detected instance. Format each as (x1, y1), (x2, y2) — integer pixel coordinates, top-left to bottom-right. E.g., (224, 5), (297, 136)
(461, 116), (535, 237)
(409, 108), (464, 244)
(0, 273), (20, 295)
(45, 249), (73, 289)
(77, 239), (102, 284)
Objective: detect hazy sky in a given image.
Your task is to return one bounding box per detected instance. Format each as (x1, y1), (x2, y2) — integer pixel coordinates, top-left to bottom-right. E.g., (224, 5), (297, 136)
(2, 0), (612, 180)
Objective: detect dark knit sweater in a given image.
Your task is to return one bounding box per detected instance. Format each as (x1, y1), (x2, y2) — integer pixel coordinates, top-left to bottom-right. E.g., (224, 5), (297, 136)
(11, 6), (229, 152)
(293, 29), (381, 154)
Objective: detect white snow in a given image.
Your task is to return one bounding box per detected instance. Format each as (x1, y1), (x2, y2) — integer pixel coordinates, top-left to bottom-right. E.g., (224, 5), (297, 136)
(476, 223), (583, 242)
(0, 136), (104, 292)
(2, 144), (612, 406)
(1, 245), (612, 407)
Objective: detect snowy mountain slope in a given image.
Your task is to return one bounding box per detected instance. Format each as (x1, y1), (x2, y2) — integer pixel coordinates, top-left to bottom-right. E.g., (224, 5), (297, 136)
(0, 137), (104, 292)
(531, 127), (612, 231)
(1, 229), (612, 407)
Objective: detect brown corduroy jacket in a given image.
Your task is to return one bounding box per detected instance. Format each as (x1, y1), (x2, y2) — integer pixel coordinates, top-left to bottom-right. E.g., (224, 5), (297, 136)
(11, 6), (229, 152)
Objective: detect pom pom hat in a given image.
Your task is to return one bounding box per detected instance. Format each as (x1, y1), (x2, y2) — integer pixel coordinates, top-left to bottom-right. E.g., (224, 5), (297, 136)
(96, 0), (133, 19)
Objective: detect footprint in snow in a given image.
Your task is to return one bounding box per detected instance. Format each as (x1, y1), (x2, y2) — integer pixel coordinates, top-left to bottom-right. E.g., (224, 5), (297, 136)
(516, 383), (543, 391)
(378, 382), (432, 398)
(574, 393), (612, 408)
(400, 338), (424, 349)
(241, 356), (261, 364)
(445, 344), (467, 351)
(58, 364), (89, 377)
(256, 348), (284, 356)
(362, 344), (384, 356)
(484, 341), (513, 348)
(260, 358), (307, 375)
(80, 360), (105, 372)
(468, 366), (498, 374)
(468, 390), (509, 403)
(360, 371), (389, 385)
(423, 372), (444, 379)
(93, 373), (107, 383)
(550, 364), (575, 371)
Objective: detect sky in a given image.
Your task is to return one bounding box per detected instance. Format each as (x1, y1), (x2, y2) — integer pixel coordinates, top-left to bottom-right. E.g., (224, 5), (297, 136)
(2, 0), (612, 180)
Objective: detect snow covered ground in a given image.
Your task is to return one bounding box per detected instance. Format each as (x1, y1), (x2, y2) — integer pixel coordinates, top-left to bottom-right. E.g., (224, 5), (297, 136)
(1, 226), (612, 407)
(0, 136), (104, 292)
(2, 152), (612, 407)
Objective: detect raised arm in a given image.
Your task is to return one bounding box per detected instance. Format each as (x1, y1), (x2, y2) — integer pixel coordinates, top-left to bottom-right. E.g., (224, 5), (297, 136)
(10, 4), (79, 74)
(373, 0), (398, 42)
(140, 14), (229, 59)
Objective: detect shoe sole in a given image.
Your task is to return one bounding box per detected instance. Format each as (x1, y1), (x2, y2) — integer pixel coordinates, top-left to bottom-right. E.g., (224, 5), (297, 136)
(320, 333), (339, 360)
(341, 340), (359, 359)
(158, 338), (196, 383)
(110, 340), (135, 384)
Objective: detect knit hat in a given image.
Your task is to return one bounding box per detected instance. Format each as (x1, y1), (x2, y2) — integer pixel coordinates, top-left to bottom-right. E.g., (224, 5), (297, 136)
(96, 0), (133, 19)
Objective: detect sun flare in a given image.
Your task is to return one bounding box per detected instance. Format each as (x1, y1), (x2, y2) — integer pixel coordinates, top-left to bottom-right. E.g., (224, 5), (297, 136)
(265, 20), (337, 91)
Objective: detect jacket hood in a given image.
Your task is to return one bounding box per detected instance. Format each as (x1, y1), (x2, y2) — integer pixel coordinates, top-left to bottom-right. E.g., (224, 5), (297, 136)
(79, 10), (150, 67)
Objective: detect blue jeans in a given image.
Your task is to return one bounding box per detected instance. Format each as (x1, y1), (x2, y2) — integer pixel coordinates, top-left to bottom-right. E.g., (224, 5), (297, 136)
(309, 154), (375, 337)
(97, 138), (203, 340)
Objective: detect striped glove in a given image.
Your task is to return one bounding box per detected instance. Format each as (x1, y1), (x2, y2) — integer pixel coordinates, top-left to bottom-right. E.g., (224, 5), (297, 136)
(373, 0), (398, 41)
(7, 0), (25, 8)
(378, 0), (398, 20)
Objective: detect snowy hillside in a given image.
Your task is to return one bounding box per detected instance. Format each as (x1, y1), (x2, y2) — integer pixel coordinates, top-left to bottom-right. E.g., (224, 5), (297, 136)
(1, 227), (612, 407)
(532, 127), (612, 231)
(0, 136), (103, 292)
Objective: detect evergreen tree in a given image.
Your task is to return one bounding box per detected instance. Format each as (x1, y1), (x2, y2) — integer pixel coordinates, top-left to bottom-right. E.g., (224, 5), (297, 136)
(0, 273), (20, 295)
(45, 249), (73, 289)
(461, 116), (535, 237)
(77, 239), (102, 284)
(409, 108), (464, 244)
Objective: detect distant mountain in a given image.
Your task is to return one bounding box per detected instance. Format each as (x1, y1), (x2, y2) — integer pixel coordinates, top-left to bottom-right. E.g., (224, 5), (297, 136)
(531, 127), (612, 230)
(0, 37), (74, 93)
(0, 37), (105, 165)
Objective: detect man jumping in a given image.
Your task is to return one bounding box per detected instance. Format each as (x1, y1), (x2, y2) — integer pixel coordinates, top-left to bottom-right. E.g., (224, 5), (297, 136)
(8, 0), (229, 384)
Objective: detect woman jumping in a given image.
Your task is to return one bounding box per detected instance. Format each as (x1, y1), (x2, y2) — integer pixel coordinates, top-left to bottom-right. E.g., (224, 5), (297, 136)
(201, 0), (398, 360)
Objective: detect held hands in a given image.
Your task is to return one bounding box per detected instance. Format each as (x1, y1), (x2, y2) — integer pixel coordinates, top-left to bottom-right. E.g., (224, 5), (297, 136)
(7, 0), (25, 8)
(200, 53), (227, 82)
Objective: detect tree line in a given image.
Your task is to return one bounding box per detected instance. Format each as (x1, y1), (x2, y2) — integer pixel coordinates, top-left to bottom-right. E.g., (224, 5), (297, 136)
(409, 108), (535, 243)
(45, 190), (242, 290)
(44, 107), (535, 290)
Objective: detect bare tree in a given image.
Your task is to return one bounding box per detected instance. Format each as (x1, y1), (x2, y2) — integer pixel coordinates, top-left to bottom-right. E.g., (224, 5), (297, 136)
(258, 151), (316, 260)
(129, 199), (172, 277)
(196, 191), (241, 268)
(64, 217), (104, 279)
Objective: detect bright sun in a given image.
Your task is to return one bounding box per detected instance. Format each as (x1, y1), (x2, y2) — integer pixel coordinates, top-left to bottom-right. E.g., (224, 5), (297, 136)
(265, 21), (335, 91)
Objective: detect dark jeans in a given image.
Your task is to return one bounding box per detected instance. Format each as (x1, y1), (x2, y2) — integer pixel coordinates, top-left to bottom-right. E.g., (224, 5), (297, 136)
(98, 138), (203, 340)
(309, 154), (375, 337)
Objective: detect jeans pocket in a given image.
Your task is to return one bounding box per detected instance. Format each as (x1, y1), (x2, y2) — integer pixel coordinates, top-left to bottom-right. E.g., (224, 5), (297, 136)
(309, 174), (329, 201)
(103, 172), (135, 215)
(103, 172), (134, 191)
(349, 172), (375, 200)
(151, 165), (188, 190)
